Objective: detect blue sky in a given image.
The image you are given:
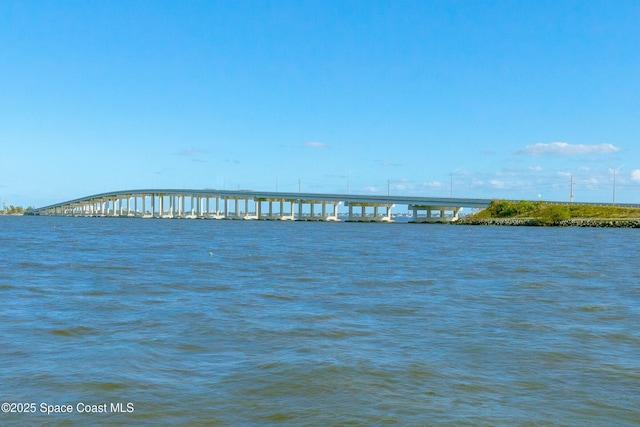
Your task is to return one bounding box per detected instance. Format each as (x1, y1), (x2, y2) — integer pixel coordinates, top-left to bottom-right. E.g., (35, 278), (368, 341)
(1, 0), (638, 208)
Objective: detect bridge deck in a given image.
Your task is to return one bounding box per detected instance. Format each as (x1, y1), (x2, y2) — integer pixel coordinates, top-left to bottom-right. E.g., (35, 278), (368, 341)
(31, 189), (493, 212)
(28, 189), (495, 223)
(28, 189), (639, 222)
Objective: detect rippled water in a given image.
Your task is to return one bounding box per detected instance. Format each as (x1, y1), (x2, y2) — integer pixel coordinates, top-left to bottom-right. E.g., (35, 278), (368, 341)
(1, 216), (639, 426)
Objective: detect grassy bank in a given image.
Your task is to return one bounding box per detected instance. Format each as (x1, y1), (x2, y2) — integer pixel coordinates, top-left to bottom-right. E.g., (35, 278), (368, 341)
(457, 200), (640, 227)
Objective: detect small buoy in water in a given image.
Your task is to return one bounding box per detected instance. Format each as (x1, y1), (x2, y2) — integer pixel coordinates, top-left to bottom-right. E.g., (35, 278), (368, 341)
(208, 251), (214, 256)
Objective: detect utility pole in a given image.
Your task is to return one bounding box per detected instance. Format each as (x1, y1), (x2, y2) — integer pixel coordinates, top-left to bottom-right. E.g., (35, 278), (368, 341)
(570, 175), (574, 203)
(613, 170), (616, 205)
(610, 164), (624, 205)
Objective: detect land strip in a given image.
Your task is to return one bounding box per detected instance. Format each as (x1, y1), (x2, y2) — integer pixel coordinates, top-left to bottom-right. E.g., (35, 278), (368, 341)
(456, 200), (640, 227)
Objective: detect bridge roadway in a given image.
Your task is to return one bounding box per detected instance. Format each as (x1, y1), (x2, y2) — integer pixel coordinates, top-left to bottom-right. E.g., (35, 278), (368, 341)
(29, 189), (497, 223)
(31, 189), (637, 223)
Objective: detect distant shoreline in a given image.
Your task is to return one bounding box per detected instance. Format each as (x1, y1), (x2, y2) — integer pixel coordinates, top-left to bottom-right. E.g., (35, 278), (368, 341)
(455, 200), (640, 228)
(456, 217), (640, 228)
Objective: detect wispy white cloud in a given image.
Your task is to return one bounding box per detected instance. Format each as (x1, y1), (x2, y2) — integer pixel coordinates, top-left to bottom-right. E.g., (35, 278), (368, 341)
(304, 141), (328, 149)
(489, 179), (509, 189)
(631, 170), (640, 183)
(356, 179), (438, 194)
(420, 181), (444, 190)
(362, 185), (380, 193)
(470, 177), (485, 186)
(580, 176), (603, 187)
(517, 142), (620, 157)
(391, 183), (410, 191)
(386, 178), (411, 192)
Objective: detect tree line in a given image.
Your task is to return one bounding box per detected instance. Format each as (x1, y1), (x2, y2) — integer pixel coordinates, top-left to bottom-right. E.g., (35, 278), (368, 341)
(1, 205), (32, 215)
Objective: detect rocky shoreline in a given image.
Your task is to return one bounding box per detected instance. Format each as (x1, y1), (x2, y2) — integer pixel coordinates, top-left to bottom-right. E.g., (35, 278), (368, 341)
(455, 218), (640, 228)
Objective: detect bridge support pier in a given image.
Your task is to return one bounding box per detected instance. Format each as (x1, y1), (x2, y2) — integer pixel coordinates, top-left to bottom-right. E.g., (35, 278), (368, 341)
(408, 205), (461, 223)
(345, 202), (394, 222)
(295, 201), (339, 221)
(256, 199), (296, 220)
(220, 197), (255, 219)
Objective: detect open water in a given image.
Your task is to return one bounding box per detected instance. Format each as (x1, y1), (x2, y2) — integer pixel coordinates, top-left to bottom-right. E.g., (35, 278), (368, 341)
(1, 216), (639, 426)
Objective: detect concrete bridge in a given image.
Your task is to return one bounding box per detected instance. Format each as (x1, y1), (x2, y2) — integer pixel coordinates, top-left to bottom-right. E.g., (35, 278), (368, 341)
(28, 189), (496, 223)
